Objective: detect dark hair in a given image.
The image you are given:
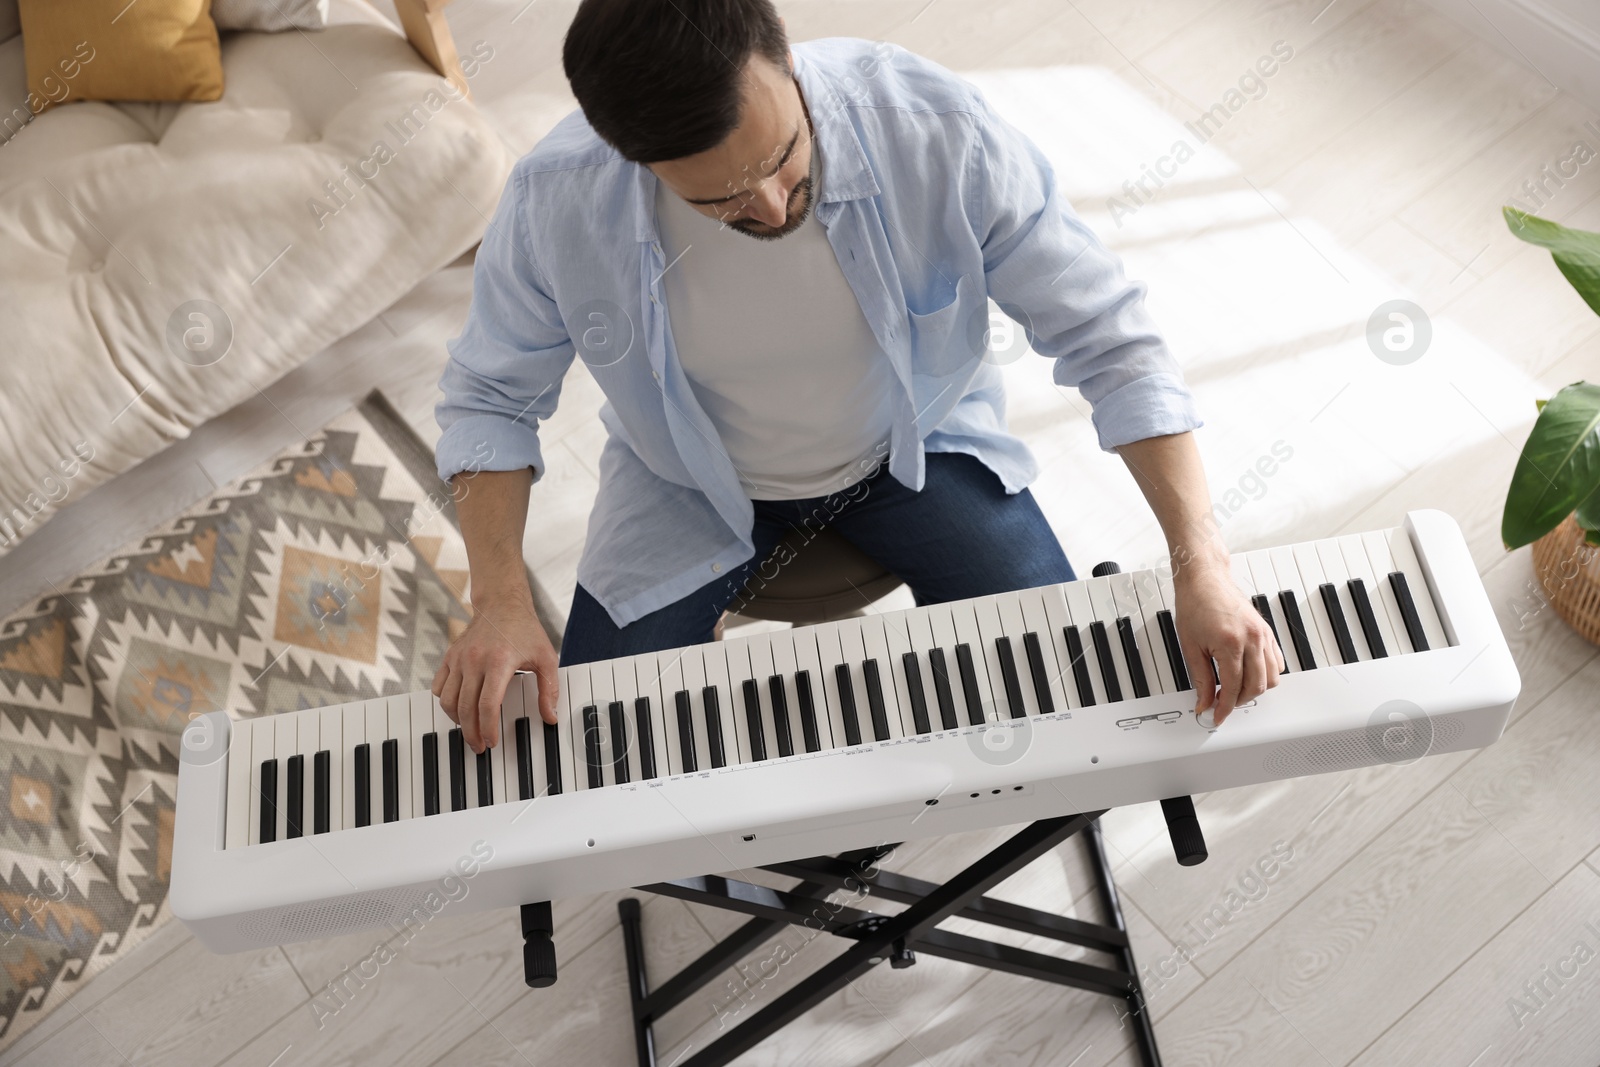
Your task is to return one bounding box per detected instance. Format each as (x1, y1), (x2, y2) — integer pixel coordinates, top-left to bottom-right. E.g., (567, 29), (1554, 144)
(562, 0), (791, 163)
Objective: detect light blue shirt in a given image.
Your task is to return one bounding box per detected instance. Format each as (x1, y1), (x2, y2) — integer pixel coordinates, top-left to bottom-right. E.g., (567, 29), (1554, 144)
(436, 37), (1204, 629)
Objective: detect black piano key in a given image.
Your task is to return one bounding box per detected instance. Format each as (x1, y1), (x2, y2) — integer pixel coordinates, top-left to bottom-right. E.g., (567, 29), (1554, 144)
(1249, 596), (1288, 674)
(834, 663), (863, 746)
(794, 671), (822, 753)
(1389, 571), (1430, 652)
(543, 721), (563, 794)
(901, 652), (932, 733)
(514, 718), (533, 800)
(1277, 590), (1317, 670)
(447, 729), (466, 811)
(635, 697), (658, 779)
(1347, 578), (1387, 658)
(1089, 621), (1123, 702)
(994, 636), (1028, 719)
(1063, 625), (1096, 706)
(583, 704), (604, 789)
(928, 648), (958, 730)
(609, 701), (631, 783)
(355, 742), (373, 825)
(476, 748), (493, 805)
(675, 690), (698, 772)
(286, 753), (304, 839)
(702, 686), (726, 768)
(423, 732), (441, 815)
(954, 643), (987, 725)
(767, 676), (794, 757)
(1116, 618), (1150, 699)
(383, 738), (400, 822)
(1022, 633), (1056, 716)
(313, 750), (330, 834)
(259, 758), (278, 843)
(741, 679), (768, 762)
(1319, 582), (1360, 664)
(1156, 610), (1192, 689)
(862, 659), (892, 740)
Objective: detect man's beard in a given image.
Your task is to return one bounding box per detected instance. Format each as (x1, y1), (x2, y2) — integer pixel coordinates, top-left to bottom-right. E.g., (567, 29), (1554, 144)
(727, 174), (814, 241)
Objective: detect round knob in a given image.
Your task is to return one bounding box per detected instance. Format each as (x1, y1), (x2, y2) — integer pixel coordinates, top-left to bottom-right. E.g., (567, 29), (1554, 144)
(523, 936), (558, 988)
(1091, 561), (1121, 577)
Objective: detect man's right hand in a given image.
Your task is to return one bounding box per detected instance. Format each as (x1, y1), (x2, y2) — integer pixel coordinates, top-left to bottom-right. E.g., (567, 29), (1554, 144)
(432, 594), (560, 755)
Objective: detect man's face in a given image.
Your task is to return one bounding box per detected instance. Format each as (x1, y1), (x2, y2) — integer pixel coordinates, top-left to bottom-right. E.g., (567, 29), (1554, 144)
(649, 52), (815, 241)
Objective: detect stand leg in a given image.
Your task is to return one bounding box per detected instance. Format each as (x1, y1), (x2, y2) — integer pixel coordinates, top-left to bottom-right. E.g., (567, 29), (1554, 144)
(619, 898), (657, 1067)
(1086, 818), (1161, 1067)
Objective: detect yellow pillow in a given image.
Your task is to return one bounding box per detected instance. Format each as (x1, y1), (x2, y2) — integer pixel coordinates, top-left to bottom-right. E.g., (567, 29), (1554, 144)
(19, 0), (223, 114)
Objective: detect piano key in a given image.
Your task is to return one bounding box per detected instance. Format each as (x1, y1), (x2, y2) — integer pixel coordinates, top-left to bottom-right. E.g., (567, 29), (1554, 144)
(448, 728), (467, 810)
(423, 730), (441, 814)
(590, 662), (624, 786)
(833, 662), (864, 746)
(994, 594), (1043, 715)
(635, 697), (658, 778)
(764, 636), (802, 758)
(702, 684), (727, 768)
(797, 622), (847, 751)
(274, 713), (297, 844)
(741, 635), (783, 758)
(654, 650), (692, 775)
(1319, 583), (1361, 664)
(794, 669), (823, 752)
(1063, 624), (1096, 706)
(679, 649), (716, 772)
(354, 742), (372, 827)
(993, 636), (1029, 719)
(504, 673), (534, 800)
(1315, 540), (1373, 663)
(408, 691), (431, 821)
(1115, 618), (1151, 698)
(1292, 543), (1349, 670)
(1089, 621), (1123, 702)
(1246, 552), (1309, 672)
(364, 700), (388, 819)
(1389, 571), (1430, 653)
(1248, 595), (1288, 673)
(1338, 534), (1401, 658)
(1277, 590), (1318, 670)
(1157, 609), (1192, 689)
(699, 643), (745, 767)
(927, 648), (960, 729)
(226, 716), (254, 849)
(865, 617), (915, 737)
(343, 703), (365, 832)
(297, 712), (318, 838)
(259, 756), (278, 843)
(953, 642), (988, 726)
(834, 620), (874, 741)
(386, 696), (413, 821)
(901, 651), (932, 733)
(582, 705), (604, 788)
(1019, 587), (1071, 713)
(1347, 579), (1388, 658)
(1378, 527), (1449, 651)
(740, 679), (768, 761)
(286, 754), (304, 839)
(609, 701), (632, 781)
(1021, 632), (1056, 716)
(1267, 547), (1333, 669)
(1125, 572), (1175, 696)
(1109, 572), (1164, 696)
(384, 739), (401, 821)
(545, 669), (572, 795)
(674, 689), (698, 772)
(513, 716), (533, 800)
(1085, 577), (1133, 703)
(545, 719), (566, 794)
(476, 743), (495, 807)
(628, 654), (669, 781)
(1151, 565), (1196, 690)
(861, 658), (893, 739)
(313, 750), (330, 834)
(971, 597), (1015, 720)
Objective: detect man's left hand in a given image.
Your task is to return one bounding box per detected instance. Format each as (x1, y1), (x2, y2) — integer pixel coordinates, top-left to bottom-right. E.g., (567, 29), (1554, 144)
(1171, 560), (1285, 728)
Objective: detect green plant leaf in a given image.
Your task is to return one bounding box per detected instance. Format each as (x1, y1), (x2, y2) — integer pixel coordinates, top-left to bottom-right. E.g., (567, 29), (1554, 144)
(1503, 207), (1600, 318)
(1502, 380), (1600, 548)
(1535, 397), (1548, 412)
(1577, 478), (1600, 535)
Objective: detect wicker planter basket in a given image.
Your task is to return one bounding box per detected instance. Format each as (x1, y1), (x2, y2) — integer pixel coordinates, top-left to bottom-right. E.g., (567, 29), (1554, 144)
(1529, 513), (1600, 647)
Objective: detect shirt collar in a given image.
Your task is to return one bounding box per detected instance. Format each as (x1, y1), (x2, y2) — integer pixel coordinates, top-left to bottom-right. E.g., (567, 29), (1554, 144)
(631, 41), (881, 243)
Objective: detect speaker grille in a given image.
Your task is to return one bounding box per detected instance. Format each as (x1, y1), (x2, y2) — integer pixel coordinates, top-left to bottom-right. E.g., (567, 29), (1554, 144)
(1263, 716), (1463, 775)
(237, 890), (414, 943)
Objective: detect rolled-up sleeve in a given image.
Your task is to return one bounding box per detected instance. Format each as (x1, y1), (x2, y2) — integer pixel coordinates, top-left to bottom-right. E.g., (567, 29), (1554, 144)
(435, 165), (576, 483)
(966, 92), (1203, 453)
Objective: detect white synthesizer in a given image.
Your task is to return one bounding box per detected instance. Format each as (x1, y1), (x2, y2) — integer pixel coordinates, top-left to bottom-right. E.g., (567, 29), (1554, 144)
(172, 509), (1519, 953)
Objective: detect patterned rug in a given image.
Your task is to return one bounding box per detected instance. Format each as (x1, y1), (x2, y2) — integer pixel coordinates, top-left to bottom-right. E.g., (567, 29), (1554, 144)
(0, 391), (512, 1053)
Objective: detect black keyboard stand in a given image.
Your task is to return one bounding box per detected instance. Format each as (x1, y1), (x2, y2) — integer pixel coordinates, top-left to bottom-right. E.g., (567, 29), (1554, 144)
(604, 811), (1164, 1067)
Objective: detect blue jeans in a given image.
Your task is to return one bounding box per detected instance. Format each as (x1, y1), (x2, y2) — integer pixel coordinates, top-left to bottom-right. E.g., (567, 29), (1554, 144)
(559, 451), (1075, 667)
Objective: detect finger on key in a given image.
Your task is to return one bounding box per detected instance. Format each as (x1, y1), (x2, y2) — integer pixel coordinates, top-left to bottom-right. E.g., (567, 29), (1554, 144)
(458, 673), (485, 753)
(480, 659), (514, 749)
(438, 668), (464, 724)
(1213, 650), (1243, 727)
(535, 654), (560, 725)
(1186, 638), (1216, 717)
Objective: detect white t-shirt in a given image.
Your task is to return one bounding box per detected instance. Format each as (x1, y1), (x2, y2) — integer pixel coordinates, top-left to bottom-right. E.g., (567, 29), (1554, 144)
(654, 138), (896, 500)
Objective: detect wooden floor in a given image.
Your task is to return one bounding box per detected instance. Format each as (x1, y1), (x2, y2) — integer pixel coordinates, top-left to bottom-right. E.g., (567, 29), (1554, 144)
(5, 0), (1600, 1063)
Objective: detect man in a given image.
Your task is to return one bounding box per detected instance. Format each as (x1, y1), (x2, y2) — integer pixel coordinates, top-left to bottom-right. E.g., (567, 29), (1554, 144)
(431, 0), (1283, 755)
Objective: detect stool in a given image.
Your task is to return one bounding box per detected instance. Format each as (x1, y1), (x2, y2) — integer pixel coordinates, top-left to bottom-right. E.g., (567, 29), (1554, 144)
(725, 526), (903, 625)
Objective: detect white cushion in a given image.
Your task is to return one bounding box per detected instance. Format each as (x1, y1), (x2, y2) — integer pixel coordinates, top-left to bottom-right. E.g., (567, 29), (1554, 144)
(0, 0), (513, 551)
(212, 0), (329, 32)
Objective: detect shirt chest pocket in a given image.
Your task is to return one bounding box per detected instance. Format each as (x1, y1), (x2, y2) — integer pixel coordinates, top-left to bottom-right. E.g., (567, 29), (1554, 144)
(906, 272), (983, 378)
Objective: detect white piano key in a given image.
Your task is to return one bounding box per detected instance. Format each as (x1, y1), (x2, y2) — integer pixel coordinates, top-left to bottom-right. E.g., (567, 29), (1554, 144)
(678, 648), (717, 770)
(625, 655), (668, 780)
(1124, 570), (1175, 695)
(740, 633), (784, 758)
(247, 717), (273, 847)
(1384, 525), (1450, 650)
(318, 706), (342, 832)
(502, 675), (533, 801)
(342, 704), (364, 827)
(948, 600), (1000, 722)
(1359, 532), (1417, 654)
(832, 617), (880, 741)
(789, 622), (837, 751)
(1245, 551), (1304, 672)
(970, 596), (1017, 720)
(551, 667), (578, 794)
(760, 631), (800, 755)
(1291, 543), (1348, 670)
(991, 593), (1042, 715)
(857, 615), (909, 739)
(895, 605), (947, 729)
(361, 698), (387, 819)
(877, 611), (923, 736)
(1059, 581), (1110, 706)
(1083, 575), (1133, 703)
(1339, 534), (1402, 658)
(924, 606), (969, 725)
(1315, 539), (1373, 662)
(407, 691), (432, 817)
(273, 713), (296, 843)
(1034, 583), (1083, 711)
(225, 714), (253, 850)
(565, 662), (599, 789)
(590, 658), (627, 784)
(647, 650), (686, 776)
(294, 710), (318, 839)
(1152, 565), (1199, 687)
(808, 621), (854, 748)
(1265, 547), (1333, 671)
(703, 638), (752, 766)
(1108, 574), (1164, 697)
(385, 695), (413, 821)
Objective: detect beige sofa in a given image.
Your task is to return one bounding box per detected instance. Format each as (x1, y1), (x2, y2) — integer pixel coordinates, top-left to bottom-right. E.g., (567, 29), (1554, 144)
(0, 0), (513, 553)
